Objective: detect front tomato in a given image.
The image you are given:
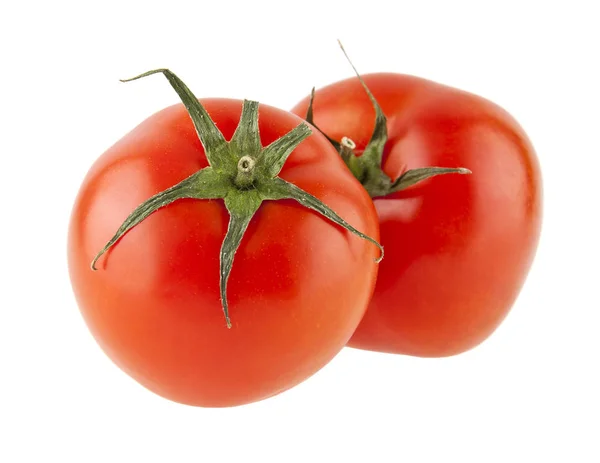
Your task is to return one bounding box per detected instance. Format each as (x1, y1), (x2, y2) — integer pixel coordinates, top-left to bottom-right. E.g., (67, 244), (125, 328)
(292, 72), (542, 357)
(68, 70), (381, 407)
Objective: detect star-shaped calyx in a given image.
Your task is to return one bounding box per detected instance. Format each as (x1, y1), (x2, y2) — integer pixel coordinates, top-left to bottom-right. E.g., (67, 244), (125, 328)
(91, 69), (383, 328)
(305, 42), (471, 199)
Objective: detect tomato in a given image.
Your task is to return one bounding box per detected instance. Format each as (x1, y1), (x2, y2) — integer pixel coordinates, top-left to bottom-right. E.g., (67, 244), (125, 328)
(68, 70), (381, 407)
(292, 72), (542, 357)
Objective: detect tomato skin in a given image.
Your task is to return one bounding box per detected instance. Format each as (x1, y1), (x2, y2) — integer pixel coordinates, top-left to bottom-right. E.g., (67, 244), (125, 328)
(68, 99), (380, 406)
(292, 73), (542, 357)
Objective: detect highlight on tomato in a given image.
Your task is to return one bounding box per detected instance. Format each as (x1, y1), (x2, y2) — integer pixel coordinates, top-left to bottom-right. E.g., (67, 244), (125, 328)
(68, 69), (383, 407)
(291, 45), (542, 357)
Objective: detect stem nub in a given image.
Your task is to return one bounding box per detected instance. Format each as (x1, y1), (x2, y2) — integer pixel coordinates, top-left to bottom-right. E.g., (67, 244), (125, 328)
(238, 156), (255, 172)
(340, 137), (356, 163)
(235, 155), (256, 189)
(91, 68), (383, 328)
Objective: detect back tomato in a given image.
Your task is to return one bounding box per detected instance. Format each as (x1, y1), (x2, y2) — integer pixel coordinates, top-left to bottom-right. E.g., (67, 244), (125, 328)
(68, 98), (380, 406)
(292, 73), (542, 357)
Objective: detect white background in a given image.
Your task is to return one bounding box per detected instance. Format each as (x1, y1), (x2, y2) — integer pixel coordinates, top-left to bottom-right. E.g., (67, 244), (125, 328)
(1, 1), (598, 462)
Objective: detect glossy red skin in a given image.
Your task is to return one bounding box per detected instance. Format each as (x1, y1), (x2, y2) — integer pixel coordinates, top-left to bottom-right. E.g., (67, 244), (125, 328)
(68, 100), (380, 407)
(292, 73), (542, 357)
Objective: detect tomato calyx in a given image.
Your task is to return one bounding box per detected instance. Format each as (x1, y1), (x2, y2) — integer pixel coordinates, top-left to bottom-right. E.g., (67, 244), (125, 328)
(305, 42), (471, 199)
(90, 69), (383, 328)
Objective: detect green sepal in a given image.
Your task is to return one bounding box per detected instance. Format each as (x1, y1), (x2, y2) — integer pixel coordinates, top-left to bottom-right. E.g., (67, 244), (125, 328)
(259, 123), (312, 178)
(121, 69), (234, 173)
(391, 167), (472, 193)
(259, 178), (384, 262)
(337, 41), (388, 168)
(305, 87), (341, 151)
(230, 100), (261, 158)
(91, 168), (228, 270)
(220, 189), (263, 328)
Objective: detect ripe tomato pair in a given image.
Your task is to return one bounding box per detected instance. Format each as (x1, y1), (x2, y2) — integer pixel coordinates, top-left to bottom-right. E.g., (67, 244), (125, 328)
(68, 59), (541, 408)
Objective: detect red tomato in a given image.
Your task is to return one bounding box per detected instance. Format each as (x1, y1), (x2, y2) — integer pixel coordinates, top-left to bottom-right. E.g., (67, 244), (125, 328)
(68, 95), (380, 407)
(292, 73), (542, 357)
